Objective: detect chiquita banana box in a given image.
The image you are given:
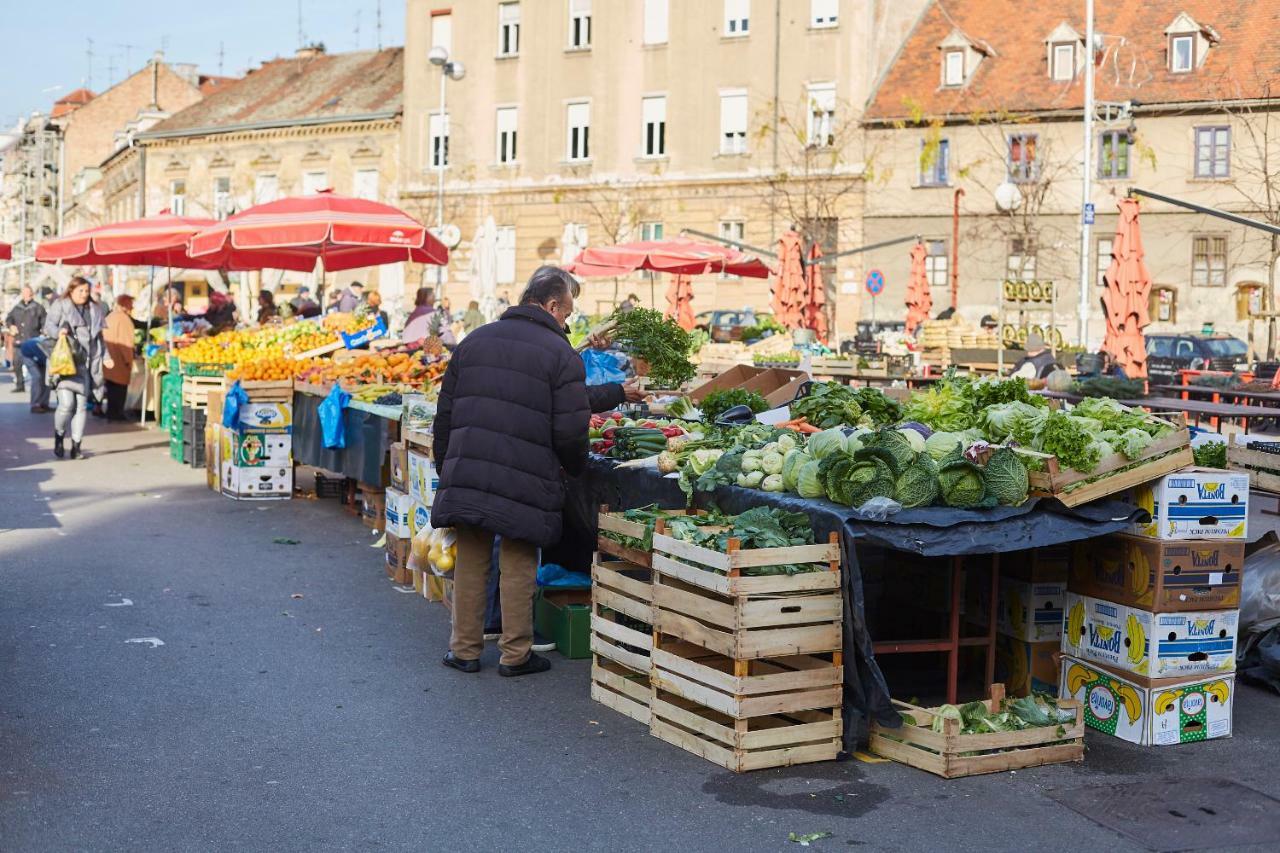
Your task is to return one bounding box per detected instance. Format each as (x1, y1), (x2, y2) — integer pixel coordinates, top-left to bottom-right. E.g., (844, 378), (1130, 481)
(1060, 656), (1234, 746)
(1071, 533), (1243, 611)
(1062, 592), (1237, 678)
(1129, 468), (1249, 540)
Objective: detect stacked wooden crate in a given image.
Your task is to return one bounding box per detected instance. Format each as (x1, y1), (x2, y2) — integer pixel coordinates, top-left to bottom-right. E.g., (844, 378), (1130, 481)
(648, 529), (844, 772)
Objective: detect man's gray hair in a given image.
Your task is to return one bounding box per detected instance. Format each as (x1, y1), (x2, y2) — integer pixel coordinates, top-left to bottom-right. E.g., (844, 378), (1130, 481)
(520, 266), (580, 306)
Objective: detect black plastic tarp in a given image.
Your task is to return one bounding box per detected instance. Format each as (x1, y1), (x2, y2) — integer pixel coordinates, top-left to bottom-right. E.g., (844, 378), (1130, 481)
(582, 456), (1147, 749)
(292, 393), (394, 485)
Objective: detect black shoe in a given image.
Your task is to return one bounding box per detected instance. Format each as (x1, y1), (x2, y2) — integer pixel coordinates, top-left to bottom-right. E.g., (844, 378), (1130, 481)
(442, 651), (480, 673)
(53, 432), (65, 459)
(499, 652), (552, 678)
(70, 441), (82, 460)
(12, 386), (24, 393)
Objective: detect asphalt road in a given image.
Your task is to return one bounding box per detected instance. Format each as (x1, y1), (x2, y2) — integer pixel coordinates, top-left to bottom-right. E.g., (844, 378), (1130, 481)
(2, 374), (1279, 853)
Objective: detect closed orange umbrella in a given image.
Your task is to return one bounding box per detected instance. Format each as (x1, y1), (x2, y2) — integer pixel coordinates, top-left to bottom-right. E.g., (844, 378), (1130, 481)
(1101, 198), (1152, 378)
(905, 242), (932, 336)
(770, 230), (805, 329)
(803, 242), (829, 342)
(664, 274), (695, 331)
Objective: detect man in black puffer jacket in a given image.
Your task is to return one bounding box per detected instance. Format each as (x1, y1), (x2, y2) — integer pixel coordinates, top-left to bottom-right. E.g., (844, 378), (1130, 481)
(432, 266), (590, 676)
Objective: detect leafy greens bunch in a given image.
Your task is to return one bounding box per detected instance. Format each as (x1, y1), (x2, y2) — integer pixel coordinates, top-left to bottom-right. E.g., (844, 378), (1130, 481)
(611, 308), (696, 389)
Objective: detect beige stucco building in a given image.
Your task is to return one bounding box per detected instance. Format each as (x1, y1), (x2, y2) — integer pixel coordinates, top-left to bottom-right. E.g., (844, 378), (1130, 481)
(862, 0), (1280, 354)
(97, 47), (405, 315)
(402, 0), (926, 335)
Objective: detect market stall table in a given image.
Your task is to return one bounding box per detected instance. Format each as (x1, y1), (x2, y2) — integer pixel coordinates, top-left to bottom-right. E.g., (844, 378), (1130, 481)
(582, 456), (1144, 751)
(291, 388), (398, 486)
(1123, 396), (1279, 432)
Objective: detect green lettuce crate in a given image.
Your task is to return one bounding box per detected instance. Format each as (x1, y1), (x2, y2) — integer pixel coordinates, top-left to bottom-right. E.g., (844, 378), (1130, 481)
(535, 588), (592, 659)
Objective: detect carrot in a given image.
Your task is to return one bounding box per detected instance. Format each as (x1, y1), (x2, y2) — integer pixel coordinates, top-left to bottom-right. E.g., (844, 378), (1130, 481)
(796, 422), (821, 434)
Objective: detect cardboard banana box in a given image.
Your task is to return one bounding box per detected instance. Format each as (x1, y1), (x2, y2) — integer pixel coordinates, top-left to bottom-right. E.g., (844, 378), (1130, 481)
(1071, 534), (1243, 612)
(1061, 592), (1237, 679)
(1059, 656), (1233, 746)
(1128, 468), (1249, 541)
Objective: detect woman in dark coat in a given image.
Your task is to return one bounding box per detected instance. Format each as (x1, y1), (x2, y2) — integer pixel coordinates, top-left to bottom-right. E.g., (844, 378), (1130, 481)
(43, 276), (109, 459)
(431, 267), (589, 677)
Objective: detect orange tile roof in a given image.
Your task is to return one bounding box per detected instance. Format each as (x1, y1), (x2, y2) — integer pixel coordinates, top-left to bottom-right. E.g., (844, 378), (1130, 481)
(865, 0), (1280, 122)
(50, 87), (95, 118)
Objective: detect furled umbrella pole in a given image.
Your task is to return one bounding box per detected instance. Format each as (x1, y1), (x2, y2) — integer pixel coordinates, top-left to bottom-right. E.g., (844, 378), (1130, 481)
(770, 230), (805, 331)
(1101, 197), (1152, 379)
(803, 241), (829, 342)
(664, 274), (695, 331)
(905, 241), (932, 337)
(567, 238), (770, 279)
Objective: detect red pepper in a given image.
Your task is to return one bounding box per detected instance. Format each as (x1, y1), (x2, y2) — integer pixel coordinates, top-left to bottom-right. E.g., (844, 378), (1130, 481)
(611, 412), (624, 422)
(641, 421), (658, 429)
(602, 427), (617, 439)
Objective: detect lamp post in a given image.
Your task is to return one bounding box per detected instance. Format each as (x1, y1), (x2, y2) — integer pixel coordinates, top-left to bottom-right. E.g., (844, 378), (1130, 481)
(428, 46), (465, 288)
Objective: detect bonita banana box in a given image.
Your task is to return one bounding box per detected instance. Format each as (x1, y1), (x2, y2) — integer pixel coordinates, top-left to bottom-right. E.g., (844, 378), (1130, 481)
(237, 401), (292, 433)
(969, 576), (1065, 642)
(1129, 468), (1249, 541)
(1061, 592), (1237, 678)
(1059, 656), (1233, 746)
(1071, 533), (1243, 611)
(406, 449), (438, 506)
(389, 441), (409, 492)
(384, 487), (414, 539)
(408, 502), (433, 540)
(996, 636), (1059, 697)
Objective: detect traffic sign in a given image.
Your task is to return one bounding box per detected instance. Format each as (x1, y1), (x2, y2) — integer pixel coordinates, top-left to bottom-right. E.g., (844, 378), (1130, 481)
(865, 269), (885, 297)
(1084, 203), (1095, 225)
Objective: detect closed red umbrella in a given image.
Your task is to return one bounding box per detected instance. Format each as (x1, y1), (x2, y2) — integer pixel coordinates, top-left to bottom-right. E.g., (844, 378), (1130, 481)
(802, 242), (829, 342)
(35, 212), (220, 267)
(664, 274), (695, 331)
(0, 241), (11, 261)
(904, 242), (932, 336)
(770, 231), (805, 330)
(567, 238), (769, 278)
(189, 189), (448, 272)
(1101, 198), (1152, 379)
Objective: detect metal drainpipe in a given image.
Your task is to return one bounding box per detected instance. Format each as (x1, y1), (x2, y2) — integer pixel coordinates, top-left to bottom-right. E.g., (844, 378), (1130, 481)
(951, 188), (963, 311)
(770, 0), (781, 243)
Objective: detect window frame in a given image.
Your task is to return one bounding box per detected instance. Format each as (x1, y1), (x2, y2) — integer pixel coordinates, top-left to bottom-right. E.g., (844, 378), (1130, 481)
(495, 106), (519, 164)
(805, 82), (836, 148)
(1096, 236), (1114, 287)
(1194, 125), (1230, 179)
(1097, 130), (1130, 179)
(431, 11), (452, 54)
(566, 100), (591, 162)
(428, 112), (450, 169)
(253, 173), (278, 205)
(919, 138), (950, 186)
(718, 220), (746, 278)
(641, 95), (667, 158)
(719, 90), (748, 155)
(498, 2), (521, 57)
(942, 49), (965, 87)
(924, 240), (949, 290)
(1170, 33), (1195, 73)
(569, 0), (592, 49)
(495, 225), (517, 285)
(724, 0), (749, 36)
(1050, 43), (1076, 81)
(1006, 236), (1038, 281)
(353, 168), (379, 201)
(1190, 234), (1228, 287)
(810, 0), (838, 29)
(212, 175), (231, 220)
(1007, 133), (1039, 183)
(643, 0), (668, 45)
(302, 170), (328, 195)
(169, 179), (186, 216)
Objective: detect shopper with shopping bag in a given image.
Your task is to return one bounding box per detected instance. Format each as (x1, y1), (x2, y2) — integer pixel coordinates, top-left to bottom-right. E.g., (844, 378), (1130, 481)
(43, 277), (109, 459)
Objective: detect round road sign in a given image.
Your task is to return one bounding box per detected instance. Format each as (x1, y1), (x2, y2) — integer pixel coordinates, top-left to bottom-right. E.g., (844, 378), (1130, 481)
(865, 269), (885, 297)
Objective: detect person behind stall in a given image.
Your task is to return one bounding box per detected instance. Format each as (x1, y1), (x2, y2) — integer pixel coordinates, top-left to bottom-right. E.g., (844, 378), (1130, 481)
(334, 280), (364, 314)
(257, 290), (279, 324)
(290, 286), (321, 318)
(6, 285), (46, 394)
(1010, 332), (1062, 380)
(44, 276), (110, 459)
(364, 290), (389, 329)
(432, 266), (590, 677)
(461, 300), (485, 334)
(402, 286), (455, 346)
(203, 289), (239, 332)
(102, 294), (137, 421)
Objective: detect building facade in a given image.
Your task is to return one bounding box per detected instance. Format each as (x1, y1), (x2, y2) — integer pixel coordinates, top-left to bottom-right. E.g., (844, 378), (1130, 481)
(105, 46), (405, 314)
(862, 0), (1280, 353)
(402, 0), (926, 333)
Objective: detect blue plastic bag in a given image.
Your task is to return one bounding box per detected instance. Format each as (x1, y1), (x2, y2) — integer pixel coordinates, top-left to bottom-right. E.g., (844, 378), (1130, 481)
(582, 348), (626, 386)
(319, 384), (352, 449)
(536, 563), (592, 589)
(221, 380), (249, 429)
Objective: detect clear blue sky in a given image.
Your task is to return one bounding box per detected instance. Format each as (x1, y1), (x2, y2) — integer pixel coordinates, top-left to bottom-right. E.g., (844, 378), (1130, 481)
(0, 0), (405, 128)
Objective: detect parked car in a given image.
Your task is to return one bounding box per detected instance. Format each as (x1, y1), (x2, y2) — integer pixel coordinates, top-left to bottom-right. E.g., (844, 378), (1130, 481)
(694, 310), (777, 343)
(1145, 332), (1249, 382)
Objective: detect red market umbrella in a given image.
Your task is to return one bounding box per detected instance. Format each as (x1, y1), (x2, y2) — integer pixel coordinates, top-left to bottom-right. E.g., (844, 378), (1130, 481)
(904, 242), (933, 336)
(770, 230), (805, 330)
(1101, 198), (1152, 379)
(35, 212), (220, 267)
(0, 241), (11, 261)
(802, 241), (829, 343)
(566, 238), (770, 279)
(664, 274), (695, 331)
(189, 189), (449, 272)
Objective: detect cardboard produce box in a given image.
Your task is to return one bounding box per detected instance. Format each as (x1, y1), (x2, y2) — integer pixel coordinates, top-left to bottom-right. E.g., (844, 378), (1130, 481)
(534, 588), (591, 659)
(1071, 534), (1243, 612)
(237, 401), (292, 433)
(968, 575), (1065, 642)
(1059, 655), (1233, 746)
(389, 441), (409, 492)
(360, 487), (386, 530)
(1061, 592), (1238, 679)
(407, 448), (438, 506)
(1129, 468), (1249, 541)
(384, 487), (414, 539)
(408, 502), (432, 539)
(1002, 545), (1071, 582)
(221, 461), (292, 500)
(996, 635), (1059, 697)
(385, 533), (411, 584)
(739, 367), (807, 408)
(688, 365), (766, 402)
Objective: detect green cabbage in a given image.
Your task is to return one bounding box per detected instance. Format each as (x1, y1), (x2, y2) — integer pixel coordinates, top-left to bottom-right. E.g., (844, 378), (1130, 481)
(819, 452), (857, 504)
(760, 451), (784, 475)
(762, 474), (785, 492)
(897, 427), (927, 453)
(904, 383), (974, 432)
(894, 454), (940, 508)
(796, 460), (826, 499)
(741, 450), (764, 473)
(938, 456), (988, 508)
(983, 447), (1029, 506)
(859, 429), (917, 474)
(925, 431), (967, 461)
(776, 432), (800, 454)
(781, 449), (808, 492)
(688, 448), (724, 475)
(845, 427), (872, 453)
(737, 470), (765, 488)
(846, 458), (897, 508)
(979, 401), (1049, 443)
(807, 428), (847, 460)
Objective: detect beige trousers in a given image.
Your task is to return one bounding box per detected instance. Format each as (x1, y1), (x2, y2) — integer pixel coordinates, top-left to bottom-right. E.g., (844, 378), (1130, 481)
(450, 523), (538, 666)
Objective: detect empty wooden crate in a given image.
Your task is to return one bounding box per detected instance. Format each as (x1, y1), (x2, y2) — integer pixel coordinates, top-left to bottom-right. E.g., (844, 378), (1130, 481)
(590, 559), (654, 724)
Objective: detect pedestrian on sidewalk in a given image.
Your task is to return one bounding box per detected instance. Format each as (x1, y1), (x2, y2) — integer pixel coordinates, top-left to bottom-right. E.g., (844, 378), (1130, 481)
(103, 294), (137, 421)
(6, 285), (46, 393)
(44, 276), (109, 459)
(19, 337), (51, 412)
(431, 266), (589, 677)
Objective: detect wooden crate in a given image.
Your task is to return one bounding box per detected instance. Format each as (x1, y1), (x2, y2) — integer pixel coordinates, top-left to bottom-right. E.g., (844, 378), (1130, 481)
(229, 379), (293, 403)
(592, 658), (652, 726)
(1024, 413), (1193, 507)
(649, 644), (842, 773)
(651, 532), (842, 660)
(590, 559), (654, 723)
(181, 375), (223, 408)
(1228, 443), (1280, 494)
(596, 508), (706, 568)
(293, 379), (333, 398)
(868, 684), (1084, 779)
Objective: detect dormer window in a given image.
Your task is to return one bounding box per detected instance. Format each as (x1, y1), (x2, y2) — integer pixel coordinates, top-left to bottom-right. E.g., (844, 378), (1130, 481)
(1051, 43), (1076, 80)
(1170, 34), (1195, 72)
(943, 50), (965, 86)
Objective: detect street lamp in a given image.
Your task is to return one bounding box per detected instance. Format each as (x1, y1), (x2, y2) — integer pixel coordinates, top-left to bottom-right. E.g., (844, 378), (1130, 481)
(428, 46), (465, 288)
